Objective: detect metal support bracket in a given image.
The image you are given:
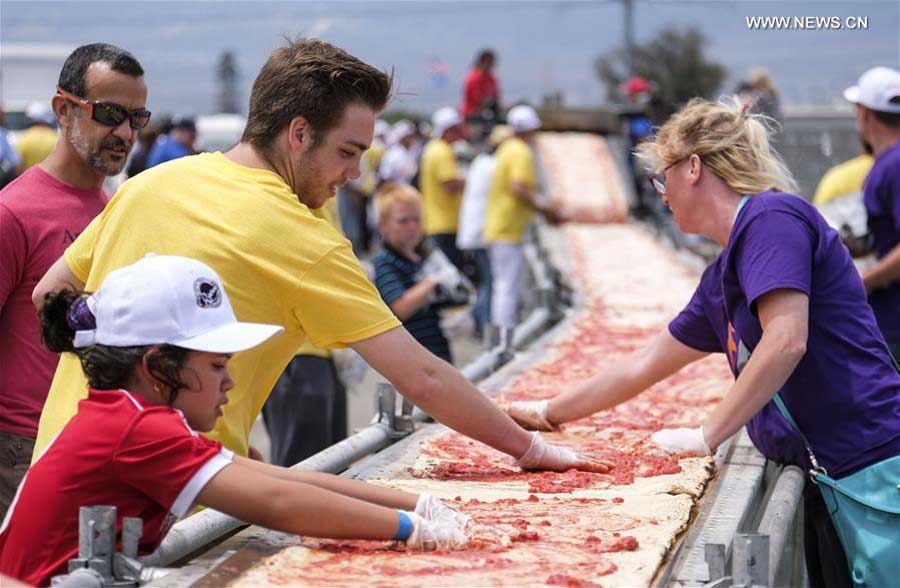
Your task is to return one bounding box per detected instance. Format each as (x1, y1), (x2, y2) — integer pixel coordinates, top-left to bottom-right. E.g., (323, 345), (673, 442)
(377, 383), (415, 439)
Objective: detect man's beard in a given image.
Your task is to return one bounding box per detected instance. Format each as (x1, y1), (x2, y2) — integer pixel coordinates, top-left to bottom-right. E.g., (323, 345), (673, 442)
(292, 150), (335, 208)
(68, 124), (129, 176)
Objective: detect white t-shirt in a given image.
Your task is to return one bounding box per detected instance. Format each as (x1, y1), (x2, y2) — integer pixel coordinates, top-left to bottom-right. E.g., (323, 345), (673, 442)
(457, 153), (496, 250)
(379, 144), (417, 185)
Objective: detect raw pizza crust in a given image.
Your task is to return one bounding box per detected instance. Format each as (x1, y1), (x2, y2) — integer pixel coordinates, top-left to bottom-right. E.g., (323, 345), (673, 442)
(229, 492), (693, 588)
(223, 133), (732, 588)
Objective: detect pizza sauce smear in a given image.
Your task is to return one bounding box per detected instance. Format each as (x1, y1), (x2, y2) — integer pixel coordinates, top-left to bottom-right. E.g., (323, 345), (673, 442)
(259, 496), (637, 585)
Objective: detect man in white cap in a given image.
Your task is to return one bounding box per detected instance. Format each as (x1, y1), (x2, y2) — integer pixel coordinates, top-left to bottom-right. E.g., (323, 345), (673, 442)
(379, 119), (418, 185)
(848, 67), (900, 357)
(484, 105), (560, 339)
(419, 107), (467, 269)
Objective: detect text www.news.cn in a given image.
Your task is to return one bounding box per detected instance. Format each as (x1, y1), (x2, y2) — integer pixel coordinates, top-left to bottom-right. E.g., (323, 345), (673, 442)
(746, 16), (869, 30)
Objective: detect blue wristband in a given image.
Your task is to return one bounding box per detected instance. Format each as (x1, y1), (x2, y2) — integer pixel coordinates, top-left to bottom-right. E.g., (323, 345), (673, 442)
(394, 510), (414, 541)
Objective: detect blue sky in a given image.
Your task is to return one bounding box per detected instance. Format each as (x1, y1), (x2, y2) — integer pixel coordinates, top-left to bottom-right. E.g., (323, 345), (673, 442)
(2, 1), (898, 117)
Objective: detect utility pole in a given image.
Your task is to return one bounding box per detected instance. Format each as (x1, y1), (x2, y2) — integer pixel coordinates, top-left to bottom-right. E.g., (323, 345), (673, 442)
(216, 51), (239, 114)
(623, 0), (635, 76)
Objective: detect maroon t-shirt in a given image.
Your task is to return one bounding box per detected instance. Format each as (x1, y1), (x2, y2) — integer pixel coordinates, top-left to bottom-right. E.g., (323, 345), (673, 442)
(0, 166), (108, 438)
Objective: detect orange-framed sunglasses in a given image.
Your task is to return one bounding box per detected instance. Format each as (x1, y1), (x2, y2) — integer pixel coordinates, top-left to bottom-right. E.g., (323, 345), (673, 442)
(56, 86), (151, 130)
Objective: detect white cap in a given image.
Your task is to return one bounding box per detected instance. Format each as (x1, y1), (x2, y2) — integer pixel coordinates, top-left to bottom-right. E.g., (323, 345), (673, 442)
(844, 67), (900, 114)
(431, 107), (463, 138)
(374, 119), (390, 141)
(73, 254), (283, 353)
(507, 105), (541, 132)
(26, 101), (55, 125)
(389, 119), (416, 145)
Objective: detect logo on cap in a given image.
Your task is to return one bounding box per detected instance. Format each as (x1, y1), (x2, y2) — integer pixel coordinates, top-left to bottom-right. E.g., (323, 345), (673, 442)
(193, 278), (222, 308)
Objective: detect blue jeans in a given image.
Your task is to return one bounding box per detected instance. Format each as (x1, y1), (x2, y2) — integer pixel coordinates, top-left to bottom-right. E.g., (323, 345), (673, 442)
(470, 248), (492, 335)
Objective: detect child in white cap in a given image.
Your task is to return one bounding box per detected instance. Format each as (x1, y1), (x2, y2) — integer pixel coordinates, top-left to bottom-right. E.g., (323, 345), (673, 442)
(0, 254), (469, 587)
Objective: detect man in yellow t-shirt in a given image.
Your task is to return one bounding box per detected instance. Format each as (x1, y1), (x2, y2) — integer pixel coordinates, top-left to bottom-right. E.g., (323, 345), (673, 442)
(32, 39), (587, 474)
(15, 103), (58, 171)
(262, 199), (349, 466)
(813, 152), (874, 206)
(484, 105), (557, 332)
(419, 107), (466, 269)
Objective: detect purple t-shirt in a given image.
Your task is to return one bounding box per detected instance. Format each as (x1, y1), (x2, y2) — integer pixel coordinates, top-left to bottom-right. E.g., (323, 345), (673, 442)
(670, 191), (900, 478)
(864, 141), (900, 343)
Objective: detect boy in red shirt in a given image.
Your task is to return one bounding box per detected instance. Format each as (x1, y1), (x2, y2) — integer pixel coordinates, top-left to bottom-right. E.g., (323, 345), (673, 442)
(0, 254), (470, 586)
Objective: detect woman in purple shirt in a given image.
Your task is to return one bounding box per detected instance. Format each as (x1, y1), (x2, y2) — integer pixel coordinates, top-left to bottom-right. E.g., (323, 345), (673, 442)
(505, 98), (900, 588)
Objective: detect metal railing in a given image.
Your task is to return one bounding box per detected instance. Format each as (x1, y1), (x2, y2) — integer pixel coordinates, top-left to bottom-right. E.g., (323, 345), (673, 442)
(142, 223), (568, 568)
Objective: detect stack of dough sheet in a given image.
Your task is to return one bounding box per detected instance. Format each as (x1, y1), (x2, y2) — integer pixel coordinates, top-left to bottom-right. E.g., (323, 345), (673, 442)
(226, 134), (731, 588)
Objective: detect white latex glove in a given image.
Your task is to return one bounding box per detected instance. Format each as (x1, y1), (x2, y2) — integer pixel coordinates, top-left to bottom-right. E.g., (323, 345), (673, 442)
(415, 492), (472, 530)
(404, 511), (468, 551)
(505, 400), (556, 431)
(515, 432), (581, 471)
(650, 426), (711, 456)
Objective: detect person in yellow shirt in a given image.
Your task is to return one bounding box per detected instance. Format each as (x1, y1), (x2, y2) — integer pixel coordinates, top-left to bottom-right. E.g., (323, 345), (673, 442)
(15, 103), (58, 171)
(262, 199), (349, 467)
(419, 107), (466, 269)
(32, 39), (595, 475)
(813, 148), (874, 206)
(484, 105), (560, 335)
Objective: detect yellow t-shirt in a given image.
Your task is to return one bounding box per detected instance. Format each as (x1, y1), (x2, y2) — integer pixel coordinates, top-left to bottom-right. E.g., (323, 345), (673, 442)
(360, 143), (385, 197)
(419, 138), (461, 235)
(34, 152), (400, 459)
(296, 200), (342, 359)
(15, 126), (57, 170)
(484, 137), (536, 244)
(813, 154), (874, 206)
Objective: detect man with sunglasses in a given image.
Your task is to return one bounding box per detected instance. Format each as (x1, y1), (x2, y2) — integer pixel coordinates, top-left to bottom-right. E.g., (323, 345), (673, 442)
(0, 43), (146, 518)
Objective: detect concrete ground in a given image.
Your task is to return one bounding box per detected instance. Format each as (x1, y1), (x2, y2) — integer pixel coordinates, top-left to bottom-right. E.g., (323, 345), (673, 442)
(249, 305), (485, 463)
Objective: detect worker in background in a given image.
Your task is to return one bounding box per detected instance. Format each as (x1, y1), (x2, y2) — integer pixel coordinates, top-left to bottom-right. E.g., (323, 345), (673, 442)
(812, 143), (874, 207)
(419, 107), (466, 269)
(506, 97), (900, 588)
(619, 76), (656, 218)
(0, 43), (147, 519)
(146, 116), (196, 168)
(483, 105), (560, 344)
(1, 255), (471, 586)
(15, 102), (58, 171)
(461, 49), (500, 142)
(846, 67), (900, 361)
(457, 124), (514, 339)
(812, 141), (874, 259)
(379, 119), (418, 185)
(32, 38), (597, 478)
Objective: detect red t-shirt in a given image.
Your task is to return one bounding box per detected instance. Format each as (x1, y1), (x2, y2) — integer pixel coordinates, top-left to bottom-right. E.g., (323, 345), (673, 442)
(0, 388), (231, 587)
(0, 166), (108, 438)
(461, 68), (499, 118)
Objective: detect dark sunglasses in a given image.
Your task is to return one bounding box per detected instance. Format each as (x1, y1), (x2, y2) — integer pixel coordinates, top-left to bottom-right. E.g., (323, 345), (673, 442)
(56, 86), (151, 130)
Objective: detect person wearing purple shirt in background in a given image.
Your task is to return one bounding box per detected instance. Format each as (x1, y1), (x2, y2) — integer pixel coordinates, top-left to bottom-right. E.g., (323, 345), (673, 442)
(846, 67), (900, 358)
(504, 98), (900, 588)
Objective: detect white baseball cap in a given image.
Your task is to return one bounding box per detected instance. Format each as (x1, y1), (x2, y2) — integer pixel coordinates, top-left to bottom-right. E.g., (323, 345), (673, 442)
(73, 254), (283, 353)
(431, 107), (463, 138)
(844, 67), (900, 114)
(507, 105), (541, 132)
(389, 119), (417, 145)
(374, 119), (390, 141)
(26, 101), (55, 125)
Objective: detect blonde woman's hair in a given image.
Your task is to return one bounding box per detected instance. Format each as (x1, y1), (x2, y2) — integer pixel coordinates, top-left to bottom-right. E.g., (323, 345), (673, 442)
(374, 182), (422, 223)
(635, 97), (798, 196)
